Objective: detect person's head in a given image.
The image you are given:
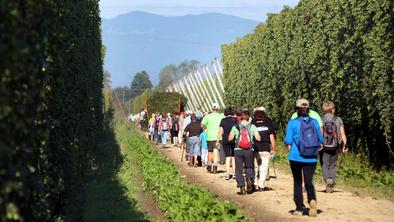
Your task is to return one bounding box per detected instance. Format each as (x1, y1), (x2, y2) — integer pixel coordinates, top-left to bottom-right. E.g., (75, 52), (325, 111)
(322, 101), (336, 114)
(191, 114), (197, 122)
(254, 110), (267, 121)
(253, 106), (266, 113)
(295, 98), (310, 117)
(212, 102), (220, 112)
(224, 107), (234, 116)
(240, 109), (250, 121)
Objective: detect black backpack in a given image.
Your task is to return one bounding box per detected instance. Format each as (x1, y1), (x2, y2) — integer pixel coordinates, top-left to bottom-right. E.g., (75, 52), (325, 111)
(323, 116), (338, 152)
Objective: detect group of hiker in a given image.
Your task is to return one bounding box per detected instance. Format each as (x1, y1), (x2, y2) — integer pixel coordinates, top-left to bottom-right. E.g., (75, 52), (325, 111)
(135, 98), (347, 217)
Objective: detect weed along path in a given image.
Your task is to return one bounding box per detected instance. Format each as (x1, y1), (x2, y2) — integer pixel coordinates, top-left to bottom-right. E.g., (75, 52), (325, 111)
(155, 143), (394, 222)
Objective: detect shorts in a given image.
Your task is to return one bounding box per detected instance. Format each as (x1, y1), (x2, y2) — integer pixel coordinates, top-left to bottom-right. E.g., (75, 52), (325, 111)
(223, 143), (235, 157)
(207, 141), (217, 152)
(188, 136), (200, 156)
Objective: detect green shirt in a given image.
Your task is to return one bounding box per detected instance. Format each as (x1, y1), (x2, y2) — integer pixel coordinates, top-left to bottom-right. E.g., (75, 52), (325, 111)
(291, 109), (323, 127)
(230, 122), (259, 150)
(201, 112), (224, 141)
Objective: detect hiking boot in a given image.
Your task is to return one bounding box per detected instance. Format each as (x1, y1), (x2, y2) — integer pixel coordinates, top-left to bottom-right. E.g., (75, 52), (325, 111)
(326, 178), (334, 193)
(237, 187), (246, 195)
(212, 166), (218, 174)
(206, 165), (211, 173)
(225, 175), (231, 180)
(292, 210), (303, 216)
(246, 178), (254, 194)
(309, 200), (317, 217)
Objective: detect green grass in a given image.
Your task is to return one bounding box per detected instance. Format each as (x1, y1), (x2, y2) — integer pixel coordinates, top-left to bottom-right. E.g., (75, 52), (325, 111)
(273, 143), (394, 200)
(116, 122), (251, 222)
(82, 128), (153, 222)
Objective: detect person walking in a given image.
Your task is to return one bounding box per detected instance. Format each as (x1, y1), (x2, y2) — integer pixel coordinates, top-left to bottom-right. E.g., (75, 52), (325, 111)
(184, 115), (202, 167)
(170, 114), (180, 146)
(201, 103), (224, 174)
(148, 114), (155, 141)
(200, 129), (208, 166)
(153, 113), (161, 145)
(217, 107), (237, 180)
(140, 108), (146, 131)
(159, 113), (170, 148)
(252, 108), (276, 192)
(285, 99), (323, 217)
(321, 101), (348, 193)
(229, 110), (261, 195)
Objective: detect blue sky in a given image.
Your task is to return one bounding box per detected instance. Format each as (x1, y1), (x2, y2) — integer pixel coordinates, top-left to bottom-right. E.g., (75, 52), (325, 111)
(100, 0), (299, 22)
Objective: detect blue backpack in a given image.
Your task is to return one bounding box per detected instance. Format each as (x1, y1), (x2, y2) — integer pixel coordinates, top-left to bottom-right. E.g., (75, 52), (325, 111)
(297, 117), (320, 157)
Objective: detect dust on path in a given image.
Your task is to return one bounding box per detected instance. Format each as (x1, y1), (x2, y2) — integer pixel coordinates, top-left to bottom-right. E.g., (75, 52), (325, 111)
(155, 143), (394, 222)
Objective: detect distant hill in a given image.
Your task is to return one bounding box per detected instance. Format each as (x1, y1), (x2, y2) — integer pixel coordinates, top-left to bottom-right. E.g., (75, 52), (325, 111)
(102, 11), (259, 87)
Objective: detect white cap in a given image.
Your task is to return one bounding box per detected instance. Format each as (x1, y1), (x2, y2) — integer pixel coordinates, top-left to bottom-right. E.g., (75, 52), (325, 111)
(212, 102), (220, 110)
(167, 113), (171, 116)
(186, 110), (193, 115)
(254, 106), (266, 112)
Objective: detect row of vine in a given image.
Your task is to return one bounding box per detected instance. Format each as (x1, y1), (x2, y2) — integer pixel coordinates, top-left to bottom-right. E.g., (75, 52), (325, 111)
(222, 0), (393, 167)
(0, 0), (103, 221)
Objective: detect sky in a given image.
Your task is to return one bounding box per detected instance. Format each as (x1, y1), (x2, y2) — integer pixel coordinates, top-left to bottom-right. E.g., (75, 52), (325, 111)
(100, 0), (300, 22)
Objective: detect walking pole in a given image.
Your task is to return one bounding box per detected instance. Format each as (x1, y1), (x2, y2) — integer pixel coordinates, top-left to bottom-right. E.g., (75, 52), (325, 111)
(271, 156), (277, 179)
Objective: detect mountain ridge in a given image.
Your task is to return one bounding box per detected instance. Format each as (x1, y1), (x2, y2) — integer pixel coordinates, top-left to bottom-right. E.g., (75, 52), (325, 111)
(102, 11), (259, 87)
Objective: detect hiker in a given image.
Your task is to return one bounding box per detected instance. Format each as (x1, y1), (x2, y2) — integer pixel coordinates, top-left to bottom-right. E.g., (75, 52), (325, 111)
(201, 103), (224, 174)
(321, 101), (348, 193)
(200, 129), (208, 166)
(228, 109), (261, 195)
(153, 113), (161, 145)
(290, 99), (323, 131)
(178, 112), (185, 146)
(148, 114), (155, 141)
(184, 114), (202, 167)
(252, 108), (276, 192)
(170, 114), (180, 146)
(159, 113), (170, 147)
(285, 99), (323, 217)
(140, 108), (146, 131)
(217, 107), (237, 180)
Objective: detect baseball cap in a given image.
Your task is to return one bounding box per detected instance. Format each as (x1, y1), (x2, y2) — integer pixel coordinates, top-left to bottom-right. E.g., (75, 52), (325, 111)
(296, 98), (310, 108)
(212, 102), (220, 110)
(254, 106), (266, 112)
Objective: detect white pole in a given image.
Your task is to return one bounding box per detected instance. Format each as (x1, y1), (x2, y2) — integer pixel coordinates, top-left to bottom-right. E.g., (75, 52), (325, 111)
(202, 65), (222, 108)
(175, 81), (190, 111)
(205, 65), (225, 108)
(196, 69), (215, 109)
(212, 61), (225, 92)
(184, 75), (201, 111)
(189, 71), (210, 112)
(180, 79), (197, 112)
(187, 73), (207, 112)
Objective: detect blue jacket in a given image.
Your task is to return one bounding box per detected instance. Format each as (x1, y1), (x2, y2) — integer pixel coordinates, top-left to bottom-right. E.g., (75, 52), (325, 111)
(285, 116), (323, 163)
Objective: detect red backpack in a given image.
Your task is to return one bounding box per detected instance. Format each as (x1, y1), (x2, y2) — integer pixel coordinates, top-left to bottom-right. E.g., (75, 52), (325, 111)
(238, 124), (251, 149)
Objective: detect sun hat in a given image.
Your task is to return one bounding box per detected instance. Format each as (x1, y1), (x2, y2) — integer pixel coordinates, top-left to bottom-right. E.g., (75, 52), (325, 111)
(296, 98), (310, 108)
(212, 102), (220, 110)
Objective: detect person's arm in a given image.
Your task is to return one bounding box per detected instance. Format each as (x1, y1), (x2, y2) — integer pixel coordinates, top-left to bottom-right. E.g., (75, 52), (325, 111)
(228, 126), (237, 142)
(270, 134), (276, 155)
(341, 126), (348, 153)
(252, 125), (261, 142)
(284, 121), (293, 152)
(216, 127), (224, 146)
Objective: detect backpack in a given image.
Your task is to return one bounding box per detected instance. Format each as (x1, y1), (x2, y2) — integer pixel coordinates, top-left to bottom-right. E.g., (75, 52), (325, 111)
(297, 117), (320, 157)
(171, 118), (179, 131)
(238, 124), (252, 149)
(323, 116), (338, 152)
(154, 118), (160, 130)
(161, 118), (168, 131)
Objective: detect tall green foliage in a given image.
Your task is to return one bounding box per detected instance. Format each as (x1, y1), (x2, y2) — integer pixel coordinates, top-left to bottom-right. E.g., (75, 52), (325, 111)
(222, 0), (393, 167)
(132, 90), (187, 114)
(0, 0), (103, 221)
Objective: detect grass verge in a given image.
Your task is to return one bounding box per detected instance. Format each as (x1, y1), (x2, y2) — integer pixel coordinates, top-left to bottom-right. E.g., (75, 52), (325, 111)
(116, 122), (251, 222)
(82, 128), (152, 222)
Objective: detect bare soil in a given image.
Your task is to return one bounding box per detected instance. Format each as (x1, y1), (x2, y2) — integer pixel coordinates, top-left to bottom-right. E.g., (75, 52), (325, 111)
(155, 143), (394, 222)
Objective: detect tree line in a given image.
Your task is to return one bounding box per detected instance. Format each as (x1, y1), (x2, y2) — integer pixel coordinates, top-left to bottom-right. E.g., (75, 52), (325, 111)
(0, 0), (103, 221)
(222, 0), (393, 168)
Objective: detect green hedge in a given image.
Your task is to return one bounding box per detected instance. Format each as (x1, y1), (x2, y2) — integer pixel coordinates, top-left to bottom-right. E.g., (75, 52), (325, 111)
(119, 125), (249, 222)
(132, 90), (187, 114)
(222, 0), (393, 167)
(0, 0), (103, 221)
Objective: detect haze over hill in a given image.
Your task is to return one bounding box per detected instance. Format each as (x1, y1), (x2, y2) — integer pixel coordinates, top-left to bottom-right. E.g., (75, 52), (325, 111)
(102, 11), (259, 87)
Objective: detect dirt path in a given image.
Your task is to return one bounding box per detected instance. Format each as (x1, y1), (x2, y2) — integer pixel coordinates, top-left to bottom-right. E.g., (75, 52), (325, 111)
(155, 143), (394, 222)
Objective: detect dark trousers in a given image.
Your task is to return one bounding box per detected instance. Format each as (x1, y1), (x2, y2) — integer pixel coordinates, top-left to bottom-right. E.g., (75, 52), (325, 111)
(234, 149), (255, 187)
(170, 130), (178, 144)
(290, 161), (317, 211)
